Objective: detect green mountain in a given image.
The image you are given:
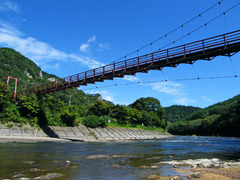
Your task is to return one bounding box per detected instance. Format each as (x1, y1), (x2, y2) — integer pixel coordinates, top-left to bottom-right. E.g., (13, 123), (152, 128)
(168, 94), (240, 137)
(0, 47), (101, 106)
(164, 105), (201, 123)
(0, 47), (166, 130)
(0, 47), (53, 89)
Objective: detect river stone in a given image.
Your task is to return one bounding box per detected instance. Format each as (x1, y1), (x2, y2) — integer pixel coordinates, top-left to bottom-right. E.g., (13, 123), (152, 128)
(12, 173), (25, 178)
(29, 168), (41, 172)
(34, 173), (63, 179)
(192, 172), (202, 178)
(86, 155), (110, 159)
(170, 176), (181, 180)
(159, 158), (240, 169)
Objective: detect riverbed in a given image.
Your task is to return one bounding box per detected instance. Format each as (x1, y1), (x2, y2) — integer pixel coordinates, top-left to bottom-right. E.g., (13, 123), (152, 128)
(0, 136), (240, 179)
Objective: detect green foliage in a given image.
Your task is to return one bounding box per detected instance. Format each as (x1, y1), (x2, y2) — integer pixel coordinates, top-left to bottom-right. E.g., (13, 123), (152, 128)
(1, 103), (21, 123)
(60, 109), (77, 127)
(131, 97), (163, 113)
(6, 122), (13, 128)
(110, 105), (128, 125)
(131, 97), (166, 128)
(44, 95), (65, 111)
(82, 115), (107, 128)
(168, 95), (240, 137)
(1, 47), (239, 137)
(17, 94), (40, 126)
(164, 105), (201, 123)
(141, 111), (163, 127)
(18, 94), (40, 119)
(184, 110), (207, 121)
(0, 48), (56, 92)
(128, 108), (142, 126)
(89, 101), (110, 116)
(0, 82), (10, 112)
(0, 48), (108, 110)
(44, 109), (62, 126)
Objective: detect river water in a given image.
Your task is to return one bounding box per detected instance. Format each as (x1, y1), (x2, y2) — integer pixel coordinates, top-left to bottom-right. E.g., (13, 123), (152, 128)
(0, 136), (240, 179)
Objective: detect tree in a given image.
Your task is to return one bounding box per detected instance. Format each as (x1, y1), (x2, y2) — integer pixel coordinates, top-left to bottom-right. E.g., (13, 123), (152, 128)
(128, 108), (142, 126)
(110, 105), (128, 125)
(18, 94), (40, 118)
(45, 95), (65, 111)
(132, 97), (166, 128)
(60, 109), (77, 127)
(82, 115), (107, 128)
(0, 82), (10, 112)
(141, 111), (160, 127)
(132, 97), (165, 119)
(89, 101), (110, 116)
(18, 94), (40, 126)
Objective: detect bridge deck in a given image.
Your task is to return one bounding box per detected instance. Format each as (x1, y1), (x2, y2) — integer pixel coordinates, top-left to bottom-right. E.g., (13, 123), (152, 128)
(18, 30), (240, 97)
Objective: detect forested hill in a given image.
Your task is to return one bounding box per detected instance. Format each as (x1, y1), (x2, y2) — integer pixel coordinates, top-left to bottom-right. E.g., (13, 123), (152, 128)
(0, 47), (167, 130)
(0, 47), (102, 106)
(168, 94), (240, 137)
(164, 105), (201, 123)
(0, 47), (56, 90)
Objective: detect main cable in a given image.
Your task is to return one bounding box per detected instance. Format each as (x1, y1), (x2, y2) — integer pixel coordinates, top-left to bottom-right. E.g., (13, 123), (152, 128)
(113, 1), (224, 63)
(154, 1), (240, 51)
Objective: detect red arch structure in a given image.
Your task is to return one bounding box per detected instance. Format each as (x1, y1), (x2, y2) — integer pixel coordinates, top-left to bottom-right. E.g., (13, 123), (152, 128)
(7, 76), (18, 99)
(17, 30), (240, 98)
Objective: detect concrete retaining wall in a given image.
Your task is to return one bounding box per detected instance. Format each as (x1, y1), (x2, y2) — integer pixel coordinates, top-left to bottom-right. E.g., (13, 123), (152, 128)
(0, 124), (172, 142)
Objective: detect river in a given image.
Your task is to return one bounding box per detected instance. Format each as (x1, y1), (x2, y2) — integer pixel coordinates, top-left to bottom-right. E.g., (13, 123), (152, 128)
(0, 136), (240, 179)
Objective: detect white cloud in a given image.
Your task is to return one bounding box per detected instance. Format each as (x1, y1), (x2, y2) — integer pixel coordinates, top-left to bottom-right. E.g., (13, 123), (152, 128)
(0, 22), (22, 36)
(69, 54), (104, 69)
(79, 35), (96, 52)
(201, 96), (214, 103)
(0, 23), (104, 69)
(98, 43), (111, 51)
(123, 75), (139, 82)
(87, 36), (96, 43)
(41, 63), (60, 70)
(79, 43), (89, 52)
(0, 0), (19, 13)
(150, 81), (185, 96)
(149, 81), (196, 106)
(174, 97), (196, 106)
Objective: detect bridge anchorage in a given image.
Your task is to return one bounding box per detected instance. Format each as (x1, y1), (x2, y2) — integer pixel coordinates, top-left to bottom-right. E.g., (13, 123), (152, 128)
(17, 30), (240, 98)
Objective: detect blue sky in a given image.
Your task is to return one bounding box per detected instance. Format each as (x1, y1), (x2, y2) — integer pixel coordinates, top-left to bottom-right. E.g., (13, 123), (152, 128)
(0, 0), (240, 108)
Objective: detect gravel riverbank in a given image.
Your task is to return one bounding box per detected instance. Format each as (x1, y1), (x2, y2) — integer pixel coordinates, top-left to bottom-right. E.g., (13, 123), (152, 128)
(148, 158), (240, 180)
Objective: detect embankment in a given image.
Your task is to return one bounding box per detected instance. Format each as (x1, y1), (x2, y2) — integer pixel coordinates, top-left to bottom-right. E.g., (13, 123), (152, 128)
(0, 124), (172, 142)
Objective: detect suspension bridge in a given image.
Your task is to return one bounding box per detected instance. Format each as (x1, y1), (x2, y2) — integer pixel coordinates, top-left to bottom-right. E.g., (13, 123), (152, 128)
(16, 29), (240, 98)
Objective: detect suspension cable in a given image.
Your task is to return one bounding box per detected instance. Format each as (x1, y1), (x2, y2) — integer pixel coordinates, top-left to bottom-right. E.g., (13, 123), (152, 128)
(113, 0), (224, 63)
(155, 1), (240, 51)
(83, 75), (239, 91)
(229, 56), (237, 77)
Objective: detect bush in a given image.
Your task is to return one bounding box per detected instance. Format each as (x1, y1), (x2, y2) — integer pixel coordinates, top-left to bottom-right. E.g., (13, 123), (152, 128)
(82, 115), (106, 128)
(60, 110), (77, 127)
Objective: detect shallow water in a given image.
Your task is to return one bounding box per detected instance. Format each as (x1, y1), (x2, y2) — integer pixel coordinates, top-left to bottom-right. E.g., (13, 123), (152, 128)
(0, 136), (240, 179)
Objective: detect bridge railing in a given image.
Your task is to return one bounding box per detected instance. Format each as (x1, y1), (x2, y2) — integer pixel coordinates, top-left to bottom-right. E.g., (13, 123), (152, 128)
(17, 30), (240, 97)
